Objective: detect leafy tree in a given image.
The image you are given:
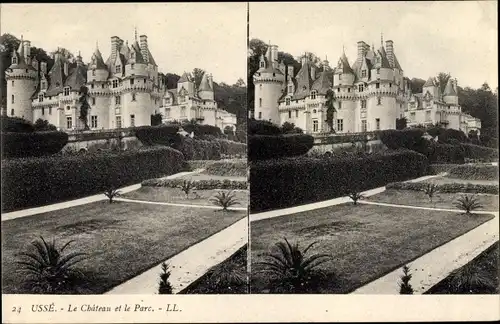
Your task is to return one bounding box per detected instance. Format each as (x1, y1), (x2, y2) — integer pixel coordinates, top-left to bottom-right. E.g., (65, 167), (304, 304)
(192, 68), (205, 88)
(410, 78), (426, 94)
(325, 89), (336, 132)
(435, 72), (451, 94)
(224, 125), (234, 135)
(234, 78), (245, 87)
(33, 119), (57, 131)
(396, 117), (407, 130)
(78, 86), (90, 130)
(51, 47), (74, 61)
(151, 113), (163, 126)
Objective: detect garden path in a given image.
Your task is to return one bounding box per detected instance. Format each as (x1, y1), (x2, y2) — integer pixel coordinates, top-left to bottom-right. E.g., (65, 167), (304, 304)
(1, 169), (204, 222)
(104, 216), (248, 294)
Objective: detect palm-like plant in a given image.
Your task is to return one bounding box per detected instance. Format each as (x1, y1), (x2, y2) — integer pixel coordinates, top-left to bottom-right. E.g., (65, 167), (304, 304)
(454, 195), (483, 214)
(15, 236), (88, 294)
(158, 262), (173, 294)
(209, 191), (240, 211)
(446, 262), (495, 293)
(254, 238), (332, 293)
(178, 180), (196, 199)
(422, 183), (439, 203)
(207, 262), (247, 294)
(348, 191), (364, 205)
(104, 188), (121, 203)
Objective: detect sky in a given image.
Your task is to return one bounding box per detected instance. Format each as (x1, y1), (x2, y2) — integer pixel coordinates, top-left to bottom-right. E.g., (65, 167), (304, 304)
(250, 1), (498, 90)
(1, 3), (247, 85)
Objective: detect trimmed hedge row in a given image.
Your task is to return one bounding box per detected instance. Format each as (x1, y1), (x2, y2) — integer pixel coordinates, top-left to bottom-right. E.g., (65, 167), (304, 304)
(250, 149), (429, 212)
(386, 181), (498, 195)
(134, 125), (180, 145)
(460, 143), (499, 162)
(182, 124), (223, 137)
(1, 147), (184, 212)
(2, 131), (69, 158)
(248, 119), (282, 135)
(142, 178), (248, 190)
(249, 134), (314, 161)
(204, 160), (247, 177)
(427, 143), (465, 164)
(0, 116), (35, 133)
(429, 164), (462, 175)
(446, 164), (498, 180)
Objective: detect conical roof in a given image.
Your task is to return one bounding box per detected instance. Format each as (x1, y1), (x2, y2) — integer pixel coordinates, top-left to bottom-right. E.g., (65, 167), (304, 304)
(45, 55), (66, 96)
(377, 46), (391, 68)
(64, 63), (87, 90)
(178, 72), (191, 83)
(92, 47), (108, 70)
(198, 73), (212, 91)
(311, 70), (333, 95)
(443, 78), (457, 96)
(423, 77), (436, 88)
(292, 59), (313, 100)
(131, 41), (145, 64)
(336, 51), (354, 74)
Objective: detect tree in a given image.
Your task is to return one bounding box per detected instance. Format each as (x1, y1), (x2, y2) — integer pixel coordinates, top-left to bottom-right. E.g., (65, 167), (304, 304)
(399, 265), (414, 294)
(224, 125), (234, 135)
(33, 119), (57, 131)
(192, 68), (205, 88)
(234, 78), (245, 87)
(435, 72), (451, 94)
(325, 89), (336, 132)
(410, 78), (426, 94)
(396, 117), (407, 130)
(281, 121), (296, 134)
(151, 113), (163, 126)
(163, 73), (180, 89)
(78, 86), (90, 130)
(51, 47), (74, 61)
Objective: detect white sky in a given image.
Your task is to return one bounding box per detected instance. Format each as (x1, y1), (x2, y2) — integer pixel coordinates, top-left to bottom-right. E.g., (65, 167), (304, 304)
(1, 3), (247, 85)
(250, 1), (498, 90)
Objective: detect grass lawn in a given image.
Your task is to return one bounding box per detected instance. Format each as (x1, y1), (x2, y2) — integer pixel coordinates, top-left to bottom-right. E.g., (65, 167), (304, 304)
(121, 186), (249, 207)
(250, 203), (494, 294)
(424, 176), (498, 186)
(365, 189), (499, 211)
(425, 241), (499, 294)
(1, 201), (246, 294)
(179, 245), (248, 294)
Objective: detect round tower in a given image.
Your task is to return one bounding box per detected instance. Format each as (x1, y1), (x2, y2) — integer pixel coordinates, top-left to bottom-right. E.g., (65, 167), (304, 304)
(253, 44), (285, 124)
(5, 37), (37, 121)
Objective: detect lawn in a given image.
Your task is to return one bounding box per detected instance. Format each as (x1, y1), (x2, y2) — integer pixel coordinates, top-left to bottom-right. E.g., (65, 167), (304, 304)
(425, 241), (499, 294)
(250, 203), (494, 294)
(121, 186), (249, 207)
(1, 201), (246, 294)
(179, 245), (248, 294)
(365, 189), (499, 211)
(423, 176), (498, 186)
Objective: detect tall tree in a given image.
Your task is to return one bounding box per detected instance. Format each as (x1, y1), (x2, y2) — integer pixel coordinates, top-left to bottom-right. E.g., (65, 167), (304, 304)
(325, 89), (336, 133)
(192, 68), (205, 88)
(234, 78), (245, 87)
(78, 86), (90, 130)
(410, 78), (426, 94)
(435, 72), (451, 94)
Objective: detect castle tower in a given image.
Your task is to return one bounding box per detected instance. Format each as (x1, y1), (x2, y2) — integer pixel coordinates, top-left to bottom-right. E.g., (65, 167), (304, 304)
(5, 37), (38, 121)
(423, 77), (440, 99)
(198, 72), (214, 100)
(443, 78), (458, 106)
(253, 44), (285, 124)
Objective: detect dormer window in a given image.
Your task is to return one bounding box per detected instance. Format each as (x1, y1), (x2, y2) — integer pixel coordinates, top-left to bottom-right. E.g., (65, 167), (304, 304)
(359, 84), (364, 92)
(92, 69), (96, 76)
(12, 56), (17, 64)
(63, 87), (70, 96)
(260, 61), (265, 68)
(286, 98), (290, 106)
(38, 94), (44, 102)
(361, 70), (367, 78)
(115, 65), (121, 73)
(112, 80), (118, 88)
(311, 91), (317, 100)
(288, 85), (292, 93)
(131, 63), (135, 70)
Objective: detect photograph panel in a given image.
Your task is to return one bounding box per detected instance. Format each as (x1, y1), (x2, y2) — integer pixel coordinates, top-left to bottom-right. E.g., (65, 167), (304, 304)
(248, 1), (498, 294)
(1, 2), (248, 295)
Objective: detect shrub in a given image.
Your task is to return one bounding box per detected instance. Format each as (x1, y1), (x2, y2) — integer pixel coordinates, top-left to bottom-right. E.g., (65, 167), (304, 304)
(33, 119), (57, 131)
(248, 118), (281, 135)
(386, 181), (499, 195)
(142, 178), (247, 190)
(104, 188), (121, 203)
(399, 265), (414, 295)
(254, 238), (332, 293)
(179, 180), (196, 198)
(348, 191), (364, 205)
(209, 191), (240, 211)
(454, 195), (483, 214)
(460, 143), (499, 162)
(2, 131), (69, 158)
(158, 262), (173, 294)
(134, 124), (180, 146)
(427, 143), (466, 164)
(379, 129), (426, 151)
(250, 149), (428, 212)
(204, 160), (247, 177)
(422, 183), (439, 202)
(16, 236), (88, 294)
(446, 260), (496, 293)
(439, 128), (468, 144)
(2, 147), (184, 212)
(429, 163), (463, 175)
(181, 123), (223, 137)
(248, 134), (314, 161)
(447, 164), (498, 180)
(0, 115), (34, 132)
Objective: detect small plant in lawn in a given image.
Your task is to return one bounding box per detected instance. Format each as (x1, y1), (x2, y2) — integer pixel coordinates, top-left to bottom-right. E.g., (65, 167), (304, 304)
(422, 183), (439, 203)
(178, 180), (196, 199)
(104, 188), (121, 203)
(399, 265), (414, 294)
(158, 262), (173, 294)
(255, 238), (332, 293)
(206, 262), (246, 294)
(446, 262), (495, 294)
(454, 195), (483, 214)
(15, 236), (88, 294)
(348, 191), (364, 205)
(209, 191), (240, 211)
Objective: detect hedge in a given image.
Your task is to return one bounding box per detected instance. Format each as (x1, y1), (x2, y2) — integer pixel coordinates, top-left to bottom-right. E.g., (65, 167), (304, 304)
(248, 119), (282, 135)
(446, 164), (498, 180)
(142, 178), (248, 190)
(0, 116), (35, 133)
(250, 149), (429, 212)
(1, 147), (184, 212)
(181, 124), (223, 137)
(204, 160), (247, 177)
(134, 125), (180, 145)
(429, 163), (463, 175)
(460, 143), (499, 162)
(249, 134), (314, 161)
(2, 131), (69, 158)
(386, 181), (498, 195)
(427, 143), (465, 164)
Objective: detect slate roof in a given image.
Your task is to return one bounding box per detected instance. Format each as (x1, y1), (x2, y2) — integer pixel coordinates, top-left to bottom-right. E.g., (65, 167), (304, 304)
(423, 77), (436, 88)
(311, 70), (333, 95)
(443, 78), (457, 96)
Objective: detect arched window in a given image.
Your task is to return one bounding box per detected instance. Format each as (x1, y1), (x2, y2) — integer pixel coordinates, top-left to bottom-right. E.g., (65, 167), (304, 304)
(311, 91), (317, 100)
(260, 61), (265, 68)
(259, 98), (262, 107)
(285, 98), (290, 106)
(11, 95), (15, 104)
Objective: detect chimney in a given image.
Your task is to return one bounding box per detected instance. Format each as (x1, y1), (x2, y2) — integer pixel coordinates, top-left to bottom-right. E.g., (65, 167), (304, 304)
(208, 74), (213, 90)
(356, 41), (365, 64)
(311, 66), (316, 80)
(23, 40), (31, 64)
(32, 57), (38, 70)
(63, 60), (68, 76)
(271, 45), (279, 69)
(385, 40), (394, 67)
(111, 36), (119, 60)
(287, 65), (294, 79)
(139, 35), (149, 63)
(41, 61), (47, 74)
(76, 51), (83, 66)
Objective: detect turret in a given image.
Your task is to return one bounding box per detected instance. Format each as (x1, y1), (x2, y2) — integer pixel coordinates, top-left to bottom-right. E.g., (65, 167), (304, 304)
(198, 72), (214, 100)
(88, 44), (109, 82)
(443, 78), (458, 105)
(334, 51), (355, 85)
(372, 46), (393, 81)
(177, 71), (195, 95)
